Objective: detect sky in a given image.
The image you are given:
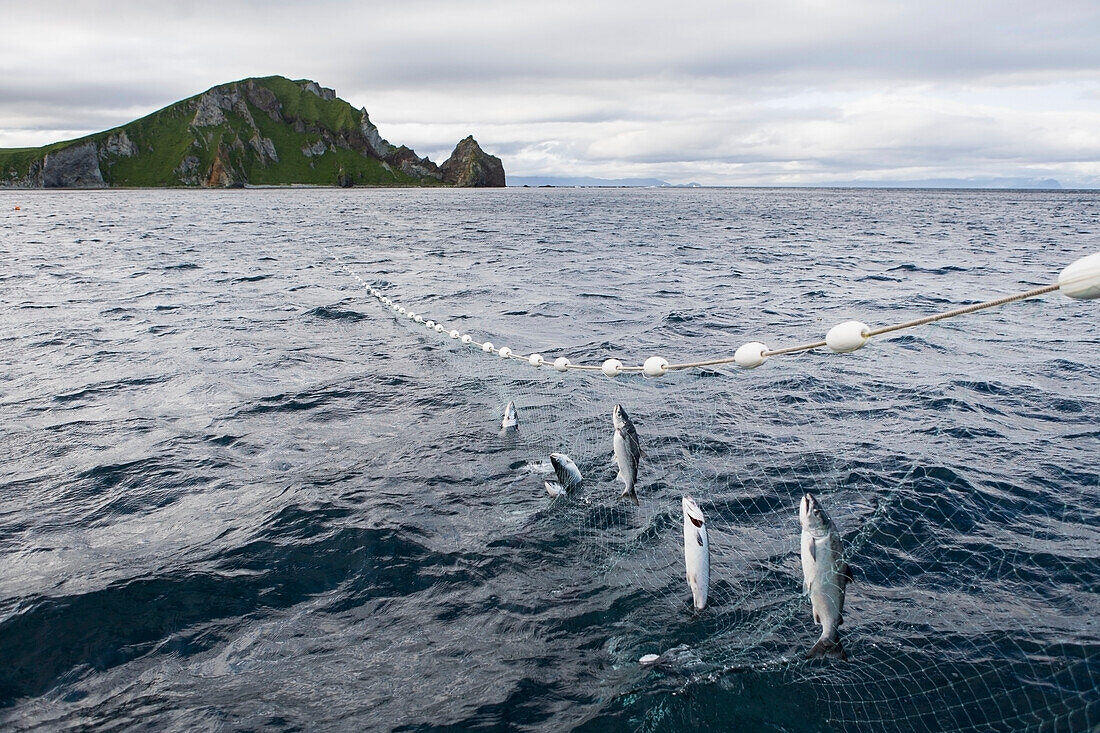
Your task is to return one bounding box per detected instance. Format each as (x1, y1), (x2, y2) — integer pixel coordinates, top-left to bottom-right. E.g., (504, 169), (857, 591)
(2, 0), (1099, 186)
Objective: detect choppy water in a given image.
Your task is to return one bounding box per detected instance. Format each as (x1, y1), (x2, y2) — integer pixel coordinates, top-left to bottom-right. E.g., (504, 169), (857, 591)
(1, 187), (1097, 731)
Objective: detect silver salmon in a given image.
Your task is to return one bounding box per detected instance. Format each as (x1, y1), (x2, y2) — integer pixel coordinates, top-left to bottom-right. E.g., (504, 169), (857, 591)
(682, 496), (709, 611)
(799, 492), (852, 660)
(612, 404), (642, 504)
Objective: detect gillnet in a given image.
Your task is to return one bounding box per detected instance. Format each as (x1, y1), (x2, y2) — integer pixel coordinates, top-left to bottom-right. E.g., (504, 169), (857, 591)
(445, 346), (1097, 732)
(320, 198), (1097, 732)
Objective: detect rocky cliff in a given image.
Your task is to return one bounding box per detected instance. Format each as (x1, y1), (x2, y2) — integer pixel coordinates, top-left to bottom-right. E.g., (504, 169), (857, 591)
(0, 76), (505, 188)
(440, 136), (506, 187)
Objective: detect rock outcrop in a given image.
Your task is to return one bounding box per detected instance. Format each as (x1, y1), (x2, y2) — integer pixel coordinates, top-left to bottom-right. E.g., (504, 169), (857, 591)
(42, 142), (105, 188)
(0, 76), (505, 189)
(100, 131), (137, 159)
(440, 136), (506, 187)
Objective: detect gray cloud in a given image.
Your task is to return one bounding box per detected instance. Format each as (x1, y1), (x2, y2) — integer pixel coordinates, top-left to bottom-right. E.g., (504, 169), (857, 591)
(1, 0), (1098, 185)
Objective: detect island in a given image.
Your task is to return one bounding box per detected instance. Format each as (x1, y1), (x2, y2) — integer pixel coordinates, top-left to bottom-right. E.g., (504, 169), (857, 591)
(0, 76), (505, 188)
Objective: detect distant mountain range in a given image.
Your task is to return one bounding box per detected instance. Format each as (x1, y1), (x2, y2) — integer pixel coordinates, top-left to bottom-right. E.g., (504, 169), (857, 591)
(0, 76), (505, 188)
(508, 175), (701, 188)
(814, 177), (1063, 189)
(508, 176), (1066, 189)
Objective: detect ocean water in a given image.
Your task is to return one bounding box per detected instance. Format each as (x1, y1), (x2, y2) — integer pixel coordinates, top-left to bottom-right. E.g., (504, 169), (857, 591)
(0, 187), (1097, 731)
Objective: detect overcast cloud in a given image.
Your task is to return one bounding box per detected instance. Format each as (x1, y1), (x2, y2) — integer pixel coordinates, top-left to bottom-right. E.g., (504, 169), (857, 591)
(2, 0), (1099, 185)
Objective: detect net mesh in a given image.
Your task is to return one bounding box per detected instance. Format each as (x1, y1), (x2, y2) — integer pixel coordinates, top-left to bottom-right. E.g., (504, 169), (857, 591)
(330, 243), (1098, 732)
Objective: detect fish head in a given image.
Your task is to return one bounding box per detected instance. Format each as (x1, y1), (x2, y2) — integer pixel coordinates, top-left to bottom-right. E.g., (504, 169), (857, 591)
(799, 492), (833, 533)
(550, 452), (582, 489)
(502, 401), (518, 427)
(612, 404), (626, 430)
(682, 496), (705, 528)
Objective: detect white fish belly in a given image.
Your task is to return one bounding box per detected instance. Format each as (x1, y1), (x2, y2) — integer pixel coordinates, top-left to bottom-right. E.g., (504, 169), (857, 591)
(800, 530), (817, 593)
(684, 524), (709, 610)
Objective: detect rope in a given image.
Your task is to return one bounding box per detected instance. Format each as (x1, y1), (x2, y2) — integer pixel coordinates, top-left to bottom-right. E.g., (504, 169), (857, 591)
(322, 245), (1093, 379)
(862, 283), (1061, 337)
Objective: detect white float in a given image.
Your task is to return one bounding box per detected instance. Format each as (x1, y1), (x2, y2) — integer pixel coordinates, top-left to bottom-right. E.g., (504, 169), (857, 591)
(643, 356), (669, 377)
(826, 321), (870, 353)
(734, 342), (769, 368)
(1058, 251), (1100, 300)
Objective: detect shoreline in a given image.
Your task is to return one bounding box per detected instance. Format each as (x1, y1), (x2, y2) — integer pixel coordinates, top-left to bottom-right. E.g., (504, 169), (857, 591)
(0, 184), (1095, 193)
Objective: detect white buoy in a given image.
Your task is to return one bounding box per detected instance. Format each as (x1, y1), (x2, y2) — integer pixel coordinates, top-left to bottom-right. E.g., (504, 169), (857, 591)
(435, 324), (445, 333)
(1058, 251), (1100, 300)
(461, 334), (473, 344)
(482, 342), (494, 352)
(826, 321), (870, 353)
(602, 358), (623, 378)
(734, 342), (769, 368)
(643, 356), (669, 377)
(398, 307), (407, 315)
(425, 320), (435, 329)
(413, 314), (423, 323)
(498, 347), (512, 358)
(450, 330), (460, 339)
(553, 357), (571, 372)
(529, 353), (544, 367)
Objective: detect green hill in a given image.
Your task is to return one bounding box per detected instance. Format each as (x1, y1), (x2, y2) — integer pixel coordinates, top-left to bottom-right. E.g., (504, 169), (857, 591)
(0, 76), (505, 188)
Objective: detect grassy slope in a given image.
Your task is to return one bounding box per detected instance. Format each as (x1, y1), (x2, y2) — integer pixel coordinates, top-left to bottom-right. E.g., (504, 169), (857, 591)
(103, 100), (204, 186)
(0, 76), (436, 187)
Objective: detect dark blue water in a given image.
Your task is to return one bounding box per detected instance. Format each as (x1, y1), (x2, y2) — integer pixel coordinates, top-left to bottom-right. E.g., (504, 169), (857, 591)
(1, 188), (1097, 731)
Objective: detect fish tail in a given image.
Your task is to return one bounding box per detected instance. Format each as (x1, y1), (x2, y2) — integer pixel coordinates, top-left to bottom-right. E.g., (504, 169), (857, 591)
(806, 634), (847, 661)
(620, 486), (639, 505)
